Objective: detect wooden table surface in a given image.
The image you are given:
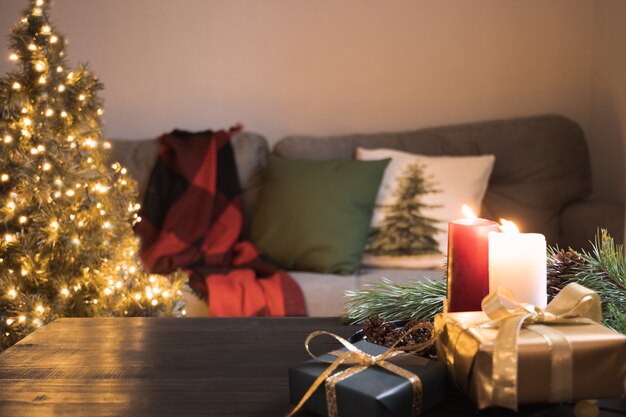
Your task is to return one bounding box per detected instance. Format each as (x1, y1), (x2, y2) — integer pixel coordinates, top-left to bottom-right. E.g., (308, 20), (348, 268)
(0, 317), (623, 417)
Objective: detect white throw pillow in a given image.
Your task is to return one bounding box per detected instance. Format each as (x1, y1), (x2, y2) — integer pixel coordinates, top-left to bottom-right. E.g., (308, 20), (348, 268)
(356, 148), (495, 269)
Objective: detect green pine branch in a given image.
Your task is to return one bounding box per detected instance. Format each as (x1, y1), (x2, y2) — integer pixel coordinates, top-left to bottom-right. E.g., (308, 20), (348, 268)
(342, 277), (446, 325)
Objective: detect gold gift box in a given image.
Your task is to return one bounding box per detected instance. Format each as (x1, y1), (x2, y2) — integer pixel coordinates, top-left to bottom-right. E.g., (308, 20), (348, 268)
(435, 311), (626, 409)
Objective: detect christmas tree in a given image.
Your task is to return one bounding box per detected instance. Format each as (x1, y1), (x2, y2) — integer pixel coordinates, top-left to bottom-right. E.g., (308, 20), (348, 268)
(0, 0), (186, 350)
(366, 163), (442, 256)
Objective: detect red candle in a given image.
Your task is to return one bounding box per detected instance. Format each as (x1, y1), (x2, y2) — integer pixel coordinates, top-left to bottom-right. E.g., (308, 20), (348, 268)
(446, 207), (499, 312)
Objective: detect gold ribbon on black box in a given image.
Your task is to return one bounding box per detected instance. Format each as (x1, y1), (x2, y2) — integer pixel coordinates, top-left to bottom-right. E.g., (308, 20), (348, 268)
(287, 322), (435, 417)
(435, 282), (626, 410)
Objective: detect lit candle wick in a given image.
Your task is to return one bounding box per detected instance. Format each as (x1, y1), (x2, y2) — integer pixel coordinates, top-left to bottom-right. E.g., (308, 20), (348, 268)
(499, 218), (520, 234)
(462, 204), (477, 220)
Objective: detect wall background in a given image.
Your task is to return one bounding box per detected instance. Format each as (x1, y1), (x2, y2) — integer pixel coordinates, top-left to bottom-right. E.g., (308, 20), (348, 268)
(0, 0), (622, 205)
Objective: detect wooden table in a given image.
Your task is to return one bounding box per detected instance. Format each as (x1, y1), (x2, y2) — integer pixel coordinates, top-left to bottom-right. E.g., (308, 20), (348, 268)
(0, 317), (623, 417)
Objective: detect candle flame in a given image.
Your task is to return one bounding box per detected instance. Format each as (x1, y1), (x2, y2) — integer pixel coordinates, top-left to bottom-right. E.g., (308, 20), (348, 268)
(499, 218), (520, 233)
(462, 204), (477, 220)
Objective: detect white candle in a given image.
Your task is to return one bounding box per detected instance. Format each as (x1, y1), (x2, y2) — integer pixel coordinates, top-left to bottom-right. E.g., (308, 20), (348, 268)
(488, 220), (547, 308)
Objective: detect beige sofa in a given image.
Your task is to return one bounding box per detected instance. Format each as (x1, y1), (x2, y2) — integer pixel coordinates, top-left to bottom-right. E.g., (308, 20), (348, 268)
(109, 114), (624, 317)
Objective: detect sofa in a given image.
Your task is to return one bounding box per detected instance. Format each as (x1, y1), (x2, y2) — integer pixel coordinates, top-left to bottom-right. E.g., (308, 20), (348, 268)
(109, 114), (624, 317)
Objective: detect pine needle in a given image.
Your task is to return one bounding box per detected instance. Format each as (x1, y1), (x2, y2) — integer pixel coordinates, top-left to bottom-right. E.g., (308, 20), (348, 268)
(342, 277), (446, 325)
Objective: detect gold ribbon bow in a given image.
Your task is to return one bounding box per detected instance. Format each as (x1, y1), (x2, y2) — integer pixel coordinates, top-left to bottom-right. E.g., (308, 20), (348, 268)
(287, 322), (435, 417)
(478, 282), (602, 410)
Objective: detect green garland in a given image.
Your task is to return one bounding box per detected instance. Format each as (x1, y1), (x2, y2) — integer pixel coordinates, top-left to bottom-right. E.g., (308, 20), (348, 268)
(343, 229), (626, 334)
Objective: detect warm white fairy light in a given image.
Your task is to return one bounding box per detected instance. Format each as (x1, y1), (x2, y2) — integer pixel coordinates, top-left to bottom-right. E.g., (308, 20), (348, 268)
(37, 145), (45, 152)
(50, 35), (58, 44)
(60, 288), (69, 297)
(4, 234), (15, 243)
(134, 293), (141, 300)
(54, 178), (62, 186)
(28, 43), (37, 51)
(1, 174), (9, 182)
(21, 269), (28, 276)
(9, 53), (18, 61)
(56, 66), (62, 73)
(151, 299), (158, 306)
(41, 25), (51, 34)
(181, 309), (187, 316)
(6, 319), (14, 325)
(42, 162), (51, 171)
(84, 138), (97, 148)
(54, 191), (61, 198)
(35, 0), (44, 6)
(58, 84), (66, 92)
(104, 288), (112, 295)
(67, 135), (74, 142)
(22, 117), (32, 127)
(45, 108), (54, 117)
(60, 111), (68, 118)
(18, 316), (26, 323)
(35, 305), (44, 314)
(18, 216), (27, 224)
(103, 142), (111, 149)
(7, 289), (17, 298)
(129, 266), (137, 274)
(78, 94), (86, 101)
(33, 318), (42, 327)
(66, 189), (75, 197)
(33, 7), (43, 16)
(67, 72), (75, 80)
(12, 82), (21, 90)
(50, 220), (59, 231)
(97, 108), (104, 115)
(72, 238), (80, 246)
(4, 135), (13, 144)
(7, 201), (16, 211)
(38, 75), (47, 84)
(120, 168), (127, 174)
(102, 222), (112, 229)
(34, 60), (46, 72)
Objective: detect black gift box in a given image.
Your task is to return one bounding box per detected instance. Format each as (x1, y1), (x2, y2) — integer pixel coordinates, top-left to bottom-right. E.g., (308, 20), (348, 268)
(288, 340), (446, 417)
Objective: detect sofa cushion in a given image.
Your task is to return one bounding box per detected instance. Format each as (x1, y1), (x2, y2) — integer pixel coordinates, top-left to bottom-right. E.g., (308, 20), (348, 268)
(180, 268), (445, 318)
(108, 131), (269, 235)
(251, 155), (389, 275)
(357, 147), (495, 268)
(273, 115), (592, 245)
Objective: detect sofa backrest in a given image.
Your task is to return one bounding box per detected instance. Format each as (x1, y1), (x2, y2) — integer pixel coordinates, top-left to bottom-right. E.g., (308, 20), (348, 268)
(108, 131), (269, 232)
(273, 115), (592, 244)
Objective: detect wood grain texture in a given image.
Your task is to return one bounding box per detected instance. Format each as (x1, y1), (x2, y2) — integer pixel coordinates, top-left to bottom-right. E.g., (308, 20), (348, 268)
(0, 317), (622, 417)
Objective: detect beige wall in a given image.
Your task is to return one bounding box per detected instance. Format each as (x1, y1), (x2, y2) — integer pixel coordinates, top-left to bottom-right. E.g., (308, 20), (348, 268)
(591, 0), (626, 208)
(1, 0), (617, 199)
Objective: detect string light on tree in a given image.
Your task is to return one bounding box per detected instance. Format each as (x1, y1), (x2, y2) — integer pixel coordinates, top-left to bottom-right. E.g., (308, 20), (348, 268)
(0, 0), (185, 351)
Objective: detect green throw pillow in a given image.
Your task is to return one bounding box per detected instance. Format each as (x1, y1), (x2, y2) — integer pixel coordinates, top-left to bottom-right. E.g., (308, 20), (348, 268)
(251, 155), (389, 275)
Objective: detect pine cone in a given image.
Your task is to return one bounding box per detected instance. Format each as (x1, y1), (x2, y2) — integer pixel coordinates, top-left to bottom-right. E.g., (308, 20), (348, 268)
(363, 316), (435, 357)
(547, 249), (583, 300)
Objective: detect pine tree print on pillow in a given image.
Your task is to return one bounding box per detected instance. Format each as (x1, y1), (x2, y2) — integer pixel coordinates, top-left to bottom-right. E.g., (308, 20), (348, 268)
(0, 0), (186, 350)
(365, 163), (442, 267)
(365, 162), (442, 260)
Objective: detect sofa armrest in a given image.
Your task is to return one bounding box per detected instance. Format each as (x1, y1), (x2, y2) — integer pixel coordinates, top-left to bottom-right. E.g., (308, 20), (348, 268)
(559, 200), (624, 250)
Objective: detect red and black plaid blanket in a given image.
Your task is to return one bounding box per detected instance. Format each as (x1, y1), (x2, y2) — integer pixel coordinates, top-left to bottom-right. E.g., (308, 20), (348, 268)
(134, 128), (306, 316)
